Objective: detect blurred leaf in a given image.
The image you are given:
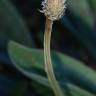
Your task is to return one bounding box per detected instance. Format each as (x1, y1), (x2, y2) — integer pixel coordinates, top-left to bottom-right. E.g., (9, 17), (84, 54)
(88, 0), (96, 13)
(8, 41), (96, 95)
(31, 81), (53, 96)
(61, 17), (96, 63)
(0, 0), (34, 50)
(64, 1), (96, 62)
(67, 0), (94, 27)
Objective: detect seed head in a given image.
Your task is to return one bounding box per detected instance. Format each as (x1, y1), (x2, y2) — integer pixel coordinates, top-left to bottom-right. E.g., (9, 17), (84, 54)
(41, 0), (66, 21)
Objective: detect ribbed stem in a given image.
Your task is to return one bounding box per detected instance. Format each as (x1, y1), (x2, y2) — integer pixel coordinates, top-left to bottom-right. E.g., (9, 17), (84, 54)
(44, 17), (64, 96)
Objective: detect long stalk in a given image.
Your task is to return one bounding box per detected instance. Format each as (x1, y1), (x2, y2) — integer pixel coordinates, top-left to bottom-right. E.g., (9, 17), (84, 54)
(44, 17), (64, 96)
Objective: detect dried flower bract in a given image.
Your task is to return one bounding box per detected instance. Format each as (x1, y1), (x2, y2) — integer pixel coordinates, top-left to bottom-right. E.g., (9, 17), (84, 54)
(41, 0), (66, 21)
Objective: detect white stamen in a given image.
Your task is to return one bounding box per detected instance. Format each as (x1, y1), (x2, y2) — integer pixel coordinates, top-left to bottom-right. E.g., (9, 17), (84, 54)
(41, 0), (66, 21)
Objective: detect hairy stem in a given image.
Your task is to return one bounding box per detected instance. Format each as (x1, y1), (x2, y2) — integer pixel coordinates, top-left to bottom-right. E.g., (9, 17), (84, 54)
(44, 17), (64, 96)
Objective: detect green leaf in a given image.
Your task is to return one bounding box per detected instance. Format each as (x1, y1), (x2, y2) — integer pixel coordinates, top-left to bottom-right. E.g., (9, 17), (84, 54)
(0, 0), (34, 48)
(67, 0), (94, 27)
(8, 41), (96, 95)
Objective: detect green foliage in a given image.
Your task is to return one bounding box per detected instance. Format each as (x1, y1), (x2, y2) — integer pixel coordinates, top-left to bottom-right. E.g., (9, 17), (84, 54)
(8, 41), (96, 95)
(1, 0), (96, 95)
(68, 0), (94, 27)
(0, 0), (33, 48)
(61, 0), (96, 63)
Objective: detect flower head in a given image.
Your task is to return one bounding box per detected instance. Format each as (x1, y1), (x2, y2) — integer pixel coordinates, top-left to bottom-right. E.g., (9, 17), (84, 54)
(41, 0), (66, 21)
